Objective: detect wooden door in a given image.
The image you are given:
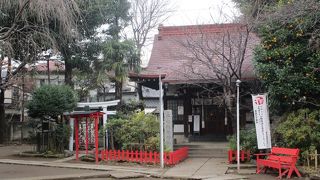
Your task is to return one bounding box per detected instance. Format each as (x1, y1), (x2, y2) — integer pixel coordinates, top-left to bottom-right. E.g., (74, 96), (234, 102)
(202, 105), (225, 136)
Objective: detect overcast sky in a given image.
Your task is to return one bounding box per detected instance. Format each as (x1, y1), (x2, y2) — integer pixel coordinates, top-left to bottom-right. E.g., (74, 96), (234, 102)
(140, 0), (240, 66)
(165, 0), (240, 26)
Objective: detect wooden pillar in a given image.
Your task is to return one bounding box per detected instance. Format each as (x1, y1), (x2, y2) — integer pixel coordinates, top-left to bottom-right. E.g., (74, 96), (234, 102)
(183, 89), (191, 137)
(75, 117), (79, 161)
(186, 89), (192, 136)
(85, 117), (88, 155)
(94, 114), (99, 164)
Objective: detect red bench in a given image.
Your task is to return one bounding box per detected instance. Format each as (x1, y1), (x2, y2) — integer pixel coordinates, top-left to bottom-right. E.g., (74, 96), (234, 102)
(255, 147), (302, 179)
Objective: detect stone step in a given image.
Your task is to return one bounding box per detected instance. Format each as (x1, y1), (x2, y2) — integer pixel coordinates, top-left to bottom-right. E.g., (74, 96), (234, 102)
(175, 143), (229, 149)
(188, 151), (227, 158)
(188, 154), (227, 158)
(174, 142), (229, 158)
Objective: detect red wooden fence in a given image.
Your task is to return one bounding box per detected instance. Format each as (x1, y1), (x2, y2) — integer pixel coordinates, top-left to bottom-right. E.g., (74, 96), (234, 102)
(228, 150), (250, 164)
(100, 147), (188, 165)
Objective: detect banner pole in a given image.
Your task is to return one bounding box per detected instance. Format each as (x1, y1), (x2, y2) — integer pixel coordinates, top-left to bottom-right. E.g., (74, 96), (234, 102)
(236, 79), (241, 173)
(159, 75), (164, 168)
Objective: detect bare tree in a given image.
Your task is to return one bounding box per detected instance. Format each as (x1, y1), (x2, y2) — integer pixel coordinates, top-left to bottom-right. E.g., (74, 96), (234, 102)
(0, 0), (80, 143)
(176, 24), (258, 132)
(129, 0), (172, 55)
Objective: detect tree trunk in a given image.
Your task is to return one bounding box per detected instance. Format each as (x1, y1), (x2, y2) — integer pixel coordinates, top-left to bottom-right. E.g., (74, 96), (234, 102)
(137, 83), (143, 100)
(103, 87), (106, 101)
(64, 57), (73, 87)
(0, 89), (6, 143)
(115, 80), (123, 102)
(224, 81), (235, 134)
(110, 129), (115, 150)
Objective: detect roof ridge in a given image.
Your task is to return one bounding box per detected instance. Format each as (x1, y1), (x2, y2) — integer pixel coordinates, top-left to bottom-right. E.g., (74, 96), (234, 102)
(158, 23), (246, 37)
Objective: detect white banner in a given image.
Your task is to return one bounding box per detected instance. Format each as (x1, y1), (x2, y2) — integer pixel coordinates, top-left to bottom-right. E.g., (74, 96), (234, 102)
(252, 94), (271, 149)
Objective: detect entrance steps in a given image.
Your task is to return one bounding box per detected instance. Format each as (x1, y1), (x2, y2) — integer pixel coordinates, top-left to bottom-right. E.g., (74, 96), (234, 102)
(174, 142), (229, 158)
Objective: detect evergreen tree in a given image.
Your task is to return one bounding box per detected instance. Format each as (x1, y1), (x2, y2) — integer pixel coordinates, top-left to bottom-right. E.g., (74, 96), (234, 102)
(101, 0), (140, 102)
(252, 0), (320, 113)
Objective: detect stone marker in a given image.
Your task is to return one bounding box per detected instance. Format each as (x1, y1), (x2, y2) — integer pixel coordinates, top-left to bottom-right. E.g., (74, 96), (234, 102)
(164, 110), (173, 151)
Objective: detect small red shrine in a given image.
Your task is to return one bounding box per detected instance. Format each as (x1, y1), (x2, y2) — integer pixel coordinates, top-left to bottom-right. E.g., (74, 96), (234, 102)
(64, 111), (104, 163)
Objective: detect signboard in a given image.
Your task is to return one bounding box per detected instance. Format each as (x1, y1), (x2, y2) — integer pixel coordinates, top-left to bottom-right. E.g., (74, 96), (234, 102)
(178, 106), (184, 115)
(194, 115), (200, 132)
(174, 124), (184, 133)
(252, 94), (271, 149)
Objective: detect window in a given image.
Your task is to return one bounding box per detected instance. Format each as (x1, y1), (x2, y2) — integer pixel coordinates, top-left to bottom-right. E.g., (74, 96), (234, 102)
(167, 99), (184, 122)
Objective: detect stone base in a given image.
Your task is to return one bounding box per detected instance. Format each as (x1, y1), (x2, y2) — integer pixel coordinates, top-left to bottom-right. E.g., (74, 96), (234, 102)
(174, 134), (189, 144)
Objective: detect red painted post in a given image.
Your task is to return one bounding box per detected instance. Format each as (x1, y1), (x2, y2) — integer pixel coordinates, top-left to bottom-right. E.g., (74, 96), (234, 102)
(170, 152), (176, 164)
(135, 151), (138, 163)
(129, 150), (132, 162)
(106, 150), (109, 161)
(175, 150), (178, 164)
(101, 151), (104, 161)
(126, 150), (129, 161)
(228, 150), (232, 163)
(144, 151), (147, 163)
(241, 150), (245, 161)
(173, 151), (176, 164)
(75, 117), (79, 161)
(111, 150), (113, 161)
(94, 116), (99, 164)
(85, 117), (88, 155)
(118, 150), (121, 161)
(149, 152), (152, 164)
(140, 151), (142, 163)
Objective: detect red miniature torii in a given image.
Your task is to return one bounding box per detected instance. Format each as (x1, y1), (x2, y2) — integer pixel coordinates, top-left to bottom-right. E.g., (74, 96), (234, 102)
(64, 111), (104, 164)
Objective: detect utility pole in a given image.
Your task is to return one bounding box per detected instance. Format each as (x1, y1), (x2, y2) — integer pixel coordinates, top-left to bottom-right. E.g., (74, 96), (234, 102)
(47, 57), (50, 84)
(43, 49), (52, 85)
(20, 69), (25, 144)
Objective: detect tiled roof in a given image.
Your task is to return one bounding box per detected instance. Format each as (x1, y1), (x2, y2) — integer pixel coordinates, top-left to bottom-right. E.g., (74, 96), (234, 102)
(140, 24), (260, 84)
(32, 60), (65, 72)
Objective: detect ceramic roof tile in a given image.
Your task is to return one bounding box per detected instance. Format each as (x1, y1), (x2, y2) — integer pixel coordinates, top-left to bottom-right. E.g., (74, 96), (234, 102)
(142, 24), (260, 83)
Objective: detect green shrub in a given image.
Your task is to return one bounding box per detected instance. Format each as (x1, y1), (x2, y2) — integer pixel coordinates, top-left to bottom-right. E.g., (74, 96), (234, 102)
(227, 128), (258, 154)
(145, 136), (160, 152)
(274, 108), (320, 159)
(27, 85), (78, 119)
(48, 123), (70, 153)
(105, 111), (159, 151)
(27, 85), (77, 153)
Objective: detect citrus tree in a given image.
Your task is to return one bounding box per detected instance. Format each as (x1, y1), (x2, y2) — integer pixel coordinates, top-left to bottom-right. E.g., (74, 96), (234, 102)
(254, 0), (320, 113)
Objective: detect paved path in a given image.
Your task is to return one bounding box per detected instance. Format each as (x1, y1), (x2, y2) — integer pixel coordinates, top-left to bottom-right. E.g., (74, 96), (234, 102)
(0, 164), (110, 180)
(162, 157), (246, 180)
(0, 159), (164, 176)
(0, 144), (302, 180)
(0, 158), (248, 180)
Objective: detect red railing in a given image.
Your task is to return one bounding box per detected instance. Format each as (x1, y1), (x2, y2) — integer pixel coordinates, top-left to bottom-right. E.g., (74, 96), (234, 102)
(100, 147), (188, 165)
(228, 150), (250, 164)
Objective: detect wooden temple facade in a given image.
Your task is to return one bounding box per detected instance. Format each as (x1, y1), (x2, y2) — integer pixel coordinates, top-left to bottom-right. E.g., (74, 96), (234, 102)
(130, 24), (260, 142)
